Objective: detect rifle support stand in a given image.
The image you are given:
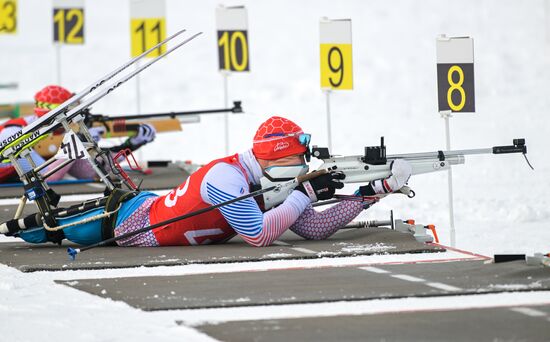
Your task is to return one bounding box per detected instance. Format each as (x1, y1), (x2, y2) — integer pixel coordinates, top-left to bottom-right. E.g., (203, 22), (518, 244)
(394, 219), (434, 243)
(526, 253), (550, 268)
(440, 110), (456, 247)
(221, 70), (231, 155)
(323, 88), (333, 152)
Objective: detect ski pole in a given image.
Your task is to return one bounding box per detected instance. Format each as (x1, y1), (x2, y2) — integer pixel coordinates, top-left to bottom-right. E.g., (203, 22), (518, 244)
(0, 29), (187, 153)
(7, 32), (204, 160)
(67, 170), (327, 260)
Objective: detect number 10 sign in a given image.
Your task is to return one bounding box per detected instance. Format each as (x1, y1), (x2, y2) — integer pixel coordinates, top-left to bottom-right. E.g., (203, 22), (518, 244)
(320, 18), (353, 90)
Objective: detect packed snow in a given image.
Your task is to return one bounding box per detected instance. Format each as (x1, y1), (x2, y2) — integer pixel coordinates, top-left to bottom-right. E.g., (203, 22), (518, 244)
(1, 0), (549, 341)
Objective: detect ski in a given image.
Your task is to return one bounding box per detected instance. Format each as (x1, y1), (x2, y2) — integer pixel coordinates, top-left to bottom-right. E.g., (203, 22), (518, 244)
(0, 28), (187, 154)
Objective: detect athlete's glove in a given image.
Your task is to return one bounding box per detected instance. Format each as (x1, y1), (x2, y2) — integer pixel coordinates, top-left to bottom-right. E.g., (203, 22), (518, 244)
(356, 159), (412, 196)
(129, 123), (156, 147)
(295, 171), (346, 202)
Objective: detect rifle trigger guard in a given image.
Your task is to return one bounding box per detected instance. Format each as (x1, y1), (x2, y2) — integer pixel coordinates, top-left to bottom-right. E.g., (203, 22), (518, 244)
(407, 190), (416, 198)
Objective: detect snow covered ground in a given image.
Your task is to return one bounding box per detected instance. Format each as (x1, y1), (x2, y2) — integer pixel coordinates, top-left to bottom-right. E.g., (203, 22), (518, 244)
(1, 0), (549, 341)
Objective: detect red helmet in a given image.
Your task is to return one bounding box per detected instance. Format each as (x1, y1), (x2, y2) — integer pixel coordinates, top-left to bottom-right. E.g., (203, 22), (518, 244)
(252, 116), (308, 160)
(34, 85), (73, 117)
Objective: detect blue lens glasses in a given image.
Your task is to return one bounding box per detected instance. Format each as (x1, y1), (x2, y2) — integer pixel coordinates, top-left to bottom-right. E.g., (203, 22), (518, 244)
(263, 133), (311, 147)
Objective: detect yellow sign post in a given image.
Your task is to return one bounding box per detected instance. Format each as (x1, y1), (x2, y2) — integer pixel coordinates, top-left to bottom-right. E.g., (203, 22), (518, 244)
(129, 0), (166, 113)
(319, 18), (353, 151)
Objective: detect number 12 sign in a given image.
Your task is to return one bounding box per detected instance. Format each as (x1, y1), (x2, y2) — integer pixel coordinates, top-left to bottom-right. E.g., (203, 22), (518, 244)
(320, 18), (353, 90)
(53, 0), (84, 44)
(130, 0), (166, 58)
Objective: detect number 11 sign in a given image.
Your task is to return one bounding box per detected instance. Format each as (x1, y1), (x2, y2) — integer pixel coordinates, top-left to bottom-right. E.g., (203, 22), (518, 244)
(130, 0), (166, 58)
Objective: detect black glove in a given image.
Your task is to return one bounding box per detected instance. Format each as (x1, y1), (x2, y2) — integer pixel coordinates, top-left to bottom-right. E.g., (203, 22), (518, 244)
(295, 171), (346, 202)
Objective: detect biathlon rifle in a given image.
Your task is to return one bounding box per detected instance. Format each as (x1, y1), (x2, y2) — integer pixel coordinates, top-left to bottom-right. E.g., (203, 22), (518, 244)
(261, 137), (532, 209)
(32, 102), (243, 159)
(84, 100), (242, 127)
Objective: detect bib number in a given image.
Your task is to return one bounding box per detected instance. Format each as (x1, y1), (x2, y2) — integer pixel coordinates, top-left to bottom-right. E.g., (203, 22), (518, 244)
(164, 179), (189, 208)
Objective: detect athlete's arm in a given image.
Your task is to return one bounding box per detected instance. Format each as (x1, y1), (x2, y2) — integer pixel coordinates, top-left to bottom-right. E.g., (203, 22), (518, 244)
(289, 201), (366, 240)
(201, 163), (310, 247)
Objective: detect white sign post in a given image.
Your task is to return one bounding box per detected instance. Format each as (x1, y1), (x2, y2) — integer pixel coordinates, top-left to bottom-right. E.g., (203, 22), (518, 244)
(436, 35), (475, 247)
(319, 18), (353, 152)
(216, 5), (249, 155)
(52, 0), (85, 84)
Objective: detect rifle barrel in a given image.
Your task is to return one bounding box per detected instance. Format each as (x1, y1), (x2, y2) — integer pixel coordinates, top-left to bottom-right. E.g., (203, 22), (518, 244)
(388, 147), (493, 160)
(97, 101), (242, 121)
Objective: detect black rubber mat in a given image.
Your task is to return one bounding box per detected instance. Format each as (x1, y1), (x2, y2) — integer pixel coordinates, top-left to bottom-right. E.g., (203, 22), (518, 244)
(0, 228), (443, 272)
(57, 260), (550, 310)
(195, 304), (550, 342)
(0, 165), (189, 198)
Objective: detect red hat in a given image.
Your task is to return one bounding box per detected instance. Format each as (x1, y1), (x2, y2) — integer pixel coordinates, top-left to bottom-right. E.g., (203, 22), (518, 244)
(252, 116), (308, 160)
(34, 85), (73, 117)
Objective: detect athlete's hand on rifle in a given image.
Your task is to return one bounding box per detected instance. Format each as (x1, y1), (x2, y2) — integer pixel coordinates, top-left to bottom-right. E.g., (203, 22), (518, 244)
(356, 159), (412, 196)
(129, 123), (156, 147)
(295, 171), (346, 202)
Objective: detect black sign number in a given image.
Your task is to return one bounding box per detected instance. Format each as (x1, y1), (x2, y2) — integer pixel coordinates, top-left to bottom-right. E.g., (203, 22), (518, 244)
(217, 30), (249, 72)
(437, 63), (475, 112)
(328, 46), (344, 87)
(53, 8), (84, 44)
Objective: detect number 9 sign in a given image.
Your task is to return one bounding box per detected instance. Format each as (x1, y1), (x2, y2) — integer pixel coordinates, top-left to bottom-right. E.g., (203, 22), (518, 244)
(320, 18), (353, 90)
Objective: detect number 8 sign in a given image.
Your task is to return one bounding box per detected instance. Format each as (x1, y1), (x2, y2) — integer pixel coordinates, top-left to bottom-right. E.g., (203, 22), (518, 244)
(436, 36), (475, 113)
(320, 18), (353, 90)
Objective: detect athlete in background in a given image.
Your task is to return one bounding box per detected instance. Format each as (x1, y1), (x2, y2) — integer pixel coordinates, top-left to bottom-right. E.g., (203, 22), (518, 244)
(0, 85), (156, 183)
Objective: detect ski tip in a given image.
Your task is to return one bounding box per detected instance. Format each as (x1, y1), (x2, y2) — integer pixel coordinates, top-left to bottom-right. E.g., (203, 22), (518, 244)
(67, 247), (79, 261)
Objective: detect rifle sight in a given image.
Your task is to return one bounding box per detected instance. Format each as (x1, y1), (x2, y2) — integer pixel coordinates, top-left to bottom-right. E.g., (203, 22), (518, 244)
(362, 136), (387, 165)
